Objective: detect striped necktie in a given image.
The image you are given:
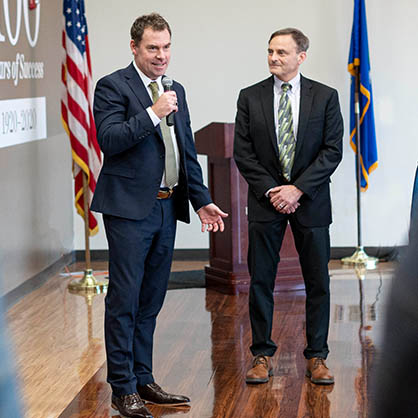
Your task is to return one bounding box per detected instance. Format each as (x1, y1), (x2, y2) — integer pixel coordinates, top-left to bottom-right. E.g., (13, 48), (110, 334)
(277, 83), (296, 181)
(149, 81), (178, 188)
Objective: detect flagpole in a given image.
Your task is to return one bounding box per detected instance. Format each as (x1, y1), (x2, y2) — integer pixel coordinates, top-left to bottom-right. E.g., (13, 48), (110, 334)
(342, 67), (378, 270)
(355, 66), (363, 247)
(355, 266), (369, 417)
(68, 171), (108, 293)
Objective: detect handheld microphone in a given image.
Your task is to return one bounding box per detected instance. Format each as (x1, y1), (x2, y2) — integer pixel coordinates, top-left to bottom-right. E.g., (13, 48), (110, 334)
(162, 76), (175, 127)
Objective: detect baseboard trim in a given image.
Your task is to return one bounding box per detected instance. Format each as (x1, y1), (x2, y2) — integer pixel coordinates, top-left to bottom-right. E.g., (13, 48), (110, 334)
(76, 247), (404, 263)
(3, 245), (404, 309)
(74, 249), (210, 262)
(172, 249), (209, 261)
(330, 246), (404, 261)
(74, 249), (109, 262)
(3, 252), (74, 310)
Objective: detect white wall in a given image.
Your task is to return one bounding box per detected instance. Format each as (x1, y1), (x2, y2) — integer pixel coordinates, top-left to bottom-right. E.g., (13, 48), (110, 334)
(75, 0), (418, 251)
(0, 2), (74, 296)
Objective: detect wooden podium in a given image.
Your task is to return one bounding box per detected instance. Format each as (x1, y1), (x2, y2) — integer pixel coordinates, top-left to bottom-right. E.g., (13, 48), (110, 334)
(195, 122), (304, 294)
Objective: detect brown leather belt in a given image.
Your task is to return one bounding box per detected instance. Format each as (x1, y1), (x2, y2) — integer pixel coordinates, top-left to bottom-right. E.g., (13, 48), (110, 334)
(157, 188), (174, 199)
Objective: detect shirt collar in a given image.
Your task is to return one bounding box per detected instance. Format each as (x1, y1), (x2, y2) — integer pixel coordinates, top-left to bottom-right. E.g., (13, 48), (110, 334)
(274, 72), (301, 92)
(132, 60), (163, 90)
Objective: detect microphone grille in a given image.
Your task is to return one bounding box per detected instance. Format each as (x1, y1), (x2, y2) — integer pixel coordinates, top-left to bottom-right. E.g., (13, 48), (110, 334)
(162, 76), (173, 88)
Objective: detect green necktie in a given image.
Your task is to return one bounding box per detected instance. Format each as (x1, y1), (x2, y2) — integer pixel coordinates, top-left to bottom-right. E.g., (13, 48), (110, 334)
(277, 83), (296, 181)
(149, 81), (178, 188)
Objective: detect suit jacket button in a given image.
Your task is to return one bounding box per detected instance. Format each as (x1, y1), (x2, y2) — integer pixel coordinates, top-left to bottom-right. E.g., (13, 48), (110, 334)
(160, 154), (164, 159)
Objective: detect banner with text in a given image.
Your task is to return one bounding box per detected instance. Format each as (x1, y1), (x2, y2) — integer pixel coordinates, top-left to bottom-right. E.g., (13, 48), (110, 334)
(0, 0), (50, 149)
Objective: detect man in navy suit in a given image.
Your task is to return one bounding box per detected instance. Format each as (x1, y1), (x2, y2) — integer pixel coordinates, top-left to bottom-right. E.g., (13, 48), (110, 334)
(91, 13), (227, 418)
(234, 28), (343, 386)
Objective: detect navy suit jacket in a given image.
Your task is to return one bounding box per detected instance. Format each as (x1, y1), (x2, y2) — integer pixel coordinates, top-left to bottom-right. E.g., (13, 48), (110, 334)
(91, 63), (212, 223)
(234, 75), (343, 227)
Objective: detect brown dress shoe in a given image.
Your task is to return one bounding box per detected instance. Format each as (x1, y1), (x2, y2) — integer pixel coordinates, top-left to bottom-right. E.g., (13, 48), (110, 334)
(111, 392), (153, 417)
(137, 382), (190, 406)
(245, 355), (273, 384)
(306, 358), (335, 385)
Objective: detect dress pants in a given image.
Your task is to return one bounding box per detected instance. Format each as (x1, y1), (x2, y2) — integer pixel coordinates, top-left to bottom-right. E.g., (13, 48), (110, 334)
(248, 215), (330, 359)
(103, 198), (176, 396)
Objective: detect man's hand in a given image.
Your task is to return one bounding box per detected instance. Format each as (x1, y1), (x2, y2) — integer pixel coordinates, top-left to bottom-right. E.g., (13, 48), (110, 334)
(151, 91), (178, 119)
(269, 185), (303, 214)
(197, 203), (228, 232)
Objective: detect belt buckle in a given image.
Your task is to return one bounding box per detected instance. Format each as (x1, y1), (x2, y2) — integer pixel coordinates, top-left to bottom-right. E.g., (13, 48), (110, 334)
(157, 188), (174, 199)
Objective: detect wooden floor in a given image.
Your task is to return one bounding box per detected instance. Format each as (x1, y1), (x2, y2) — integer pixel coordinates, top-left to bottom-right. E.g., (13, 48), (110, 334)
(6, 260), (394, 418)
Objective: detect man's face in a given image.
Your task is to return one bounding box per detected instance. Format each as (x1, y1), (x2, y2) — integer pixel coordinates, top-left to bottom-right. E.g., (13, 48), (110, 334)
(268, 34), (306, 82)
(130, 28), (171, 80)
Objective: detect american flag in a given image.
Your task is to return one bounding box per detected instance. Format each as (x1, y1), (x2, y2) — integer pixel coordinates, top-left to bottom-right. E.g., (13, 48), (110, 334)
(61, 0), (101, 235)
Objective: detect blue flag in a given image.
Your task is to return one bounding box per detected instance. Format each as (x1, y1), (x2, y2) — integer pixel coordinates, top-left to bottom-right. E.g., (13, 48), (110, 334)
(348, 0), (378, 191)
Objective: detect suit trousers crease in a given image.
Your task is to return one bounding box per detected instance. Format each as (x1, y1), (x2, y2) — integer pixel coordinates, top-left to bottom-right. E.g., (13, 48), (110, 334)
(103, 198), (177, 396)
(248, 215), (330, 359)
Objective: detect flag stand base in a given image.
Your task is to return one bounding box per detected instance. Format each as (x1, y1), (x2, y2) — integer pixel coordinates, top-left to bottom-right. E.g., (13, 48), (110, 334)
(68, 269), (108, 294)
(341, 247), (378, 270)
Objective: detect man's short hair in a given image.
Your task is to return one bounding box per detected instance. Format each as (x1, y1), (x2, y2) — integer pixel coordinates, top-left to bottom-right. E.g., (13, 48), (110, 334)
(130, 13), (171, 45)
(269, 28), (309, 53)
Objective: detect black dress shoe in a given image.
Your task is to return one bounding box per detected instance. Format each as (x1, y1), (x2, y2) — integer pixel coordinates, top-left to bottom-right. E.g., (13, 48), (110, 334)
(111, 392), (153, 418)
(137, 382), (190, 406)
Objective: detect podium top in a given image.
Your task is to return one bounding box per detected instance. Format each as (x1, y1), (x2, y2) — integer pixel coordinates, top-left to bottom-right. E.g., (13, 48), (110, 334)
(195, 122), (235, 159)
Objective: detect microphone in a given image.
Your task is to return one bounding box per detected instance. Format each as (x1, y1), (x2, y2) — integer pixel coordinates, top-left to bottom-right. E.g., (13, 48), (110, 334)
(162, 76), (175, 127)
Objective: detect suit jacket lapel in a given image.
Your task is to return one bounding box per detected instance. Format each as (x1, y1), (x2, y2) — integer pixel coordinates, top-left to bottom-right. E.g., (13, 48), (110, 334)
(124, 63), (153, 109)
(172, 84), (185, 150)
(123, 66), (185, 162)
(124, 63), (163, 140)
(293, 75), (313, 165)
(260, 76), (278, 155)
(172, 84), (187, 172)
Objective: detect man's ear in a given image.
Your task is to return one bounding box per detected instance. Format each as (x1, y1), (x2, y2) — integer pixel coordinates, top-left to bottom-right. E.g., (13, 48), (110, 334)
(298, 51), (307, 65)
(130, 39), (137, 56)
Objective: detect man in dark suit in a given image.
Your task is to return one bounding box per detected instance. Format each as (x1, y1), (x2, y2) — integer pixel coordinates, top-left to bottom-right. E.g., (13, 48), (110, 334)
(370, 222), (418, 418)
(234, 28), (343, 386)
(91, 13), (227, 418)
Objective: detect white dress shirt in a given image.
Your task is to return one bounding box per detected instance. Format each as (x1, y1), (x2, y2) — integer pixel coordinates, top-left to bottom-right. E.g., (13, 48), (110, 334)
(132, 60), (180, 188)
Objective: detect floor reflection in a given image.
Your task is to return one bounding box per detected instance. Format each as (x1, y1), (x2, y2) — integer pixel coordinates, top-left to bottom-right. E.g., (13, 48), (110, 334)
(206, 289), (308, 417)
(304, 380), (334, 418)
(74, 293), (107, 417)
(202, 265), (391, 418)
(117, 404), (192, 418)
(34, 262), (394, 418)
(354, 268), (380, 418)
(329, 267), (389, 418)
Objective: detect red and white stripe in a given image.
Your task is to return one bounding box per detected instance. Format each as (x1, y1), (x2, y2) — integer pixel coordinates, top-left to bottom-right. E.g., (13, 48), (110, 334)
(61, 19), (101, 235)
